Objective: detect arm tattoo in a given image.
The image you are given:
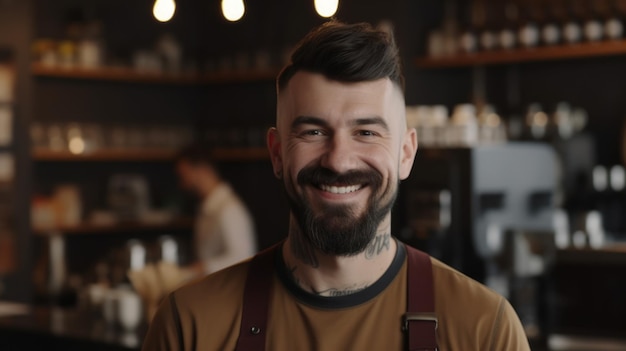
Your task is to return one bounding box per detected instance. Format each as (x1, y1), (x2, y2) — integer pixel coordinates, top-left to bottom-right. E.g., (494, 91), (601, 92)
(364, 233), (391, 260)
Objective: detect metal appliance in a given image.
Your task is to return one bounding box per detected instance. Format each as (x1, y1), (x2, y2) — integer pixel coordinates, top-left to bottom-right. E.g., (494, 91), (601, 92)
(394, 142), (558, 339)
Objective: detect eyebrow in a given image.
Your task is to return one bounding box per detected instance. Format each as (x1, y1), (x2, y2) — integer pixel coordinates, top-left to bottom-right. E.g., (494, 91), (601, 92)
(291, 116), (389, 131)
(351, 117), (389, 131)
(291, 116), (329, 131)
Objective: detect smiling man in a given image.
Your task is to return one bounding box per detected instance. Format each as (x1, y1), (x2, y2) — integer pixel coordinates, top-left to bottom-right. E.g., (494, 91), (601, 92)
(142, 21), (530, 351)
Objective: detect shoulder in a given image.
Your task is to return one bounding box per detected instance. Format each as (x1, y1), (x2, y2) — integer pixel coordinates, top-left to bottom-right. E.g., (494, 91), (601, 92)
(171, 259), (250, 312)
(173, 259), (251, 305)
(430, 257), (502, 307)
(144, 261), (252, 350)
(429, 257), (529, 350)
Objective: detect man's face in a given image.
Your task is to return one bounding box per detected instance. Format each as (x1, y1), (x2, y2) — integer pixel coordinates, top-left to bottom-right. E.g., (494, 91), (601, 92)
(268, 71), (417, 256)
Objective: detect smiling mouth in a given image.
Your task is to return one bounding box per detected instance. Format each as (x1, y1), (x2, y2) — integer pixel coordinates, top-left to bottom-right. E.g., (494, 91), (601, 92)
(317, 184), (364, 194)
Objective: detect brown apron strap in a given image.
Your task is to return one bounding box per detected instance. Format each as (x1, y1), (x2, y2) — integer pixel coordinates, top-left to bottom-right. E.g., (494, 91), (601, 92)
(234, 244), (278, 351)
(235, 242), (438, 351)
(404, 244), (438, 351)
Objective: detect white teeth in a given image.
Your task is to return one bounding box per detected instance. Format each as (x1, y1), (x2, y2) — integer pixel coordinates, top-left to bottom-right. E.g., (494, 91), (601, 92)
(320, 184), (362, 194)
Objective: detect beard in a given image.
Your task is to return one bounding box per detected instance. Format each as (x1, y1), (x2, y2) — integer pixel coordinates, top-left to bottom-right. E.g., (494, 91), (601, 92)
(285, 165), (398, 256)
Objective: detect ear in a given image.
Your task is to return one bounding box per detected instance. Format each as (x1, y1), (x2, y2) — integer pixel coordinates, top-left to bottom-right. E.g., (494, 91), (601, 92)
(399, 128), (418, 180)
(267, 127), (283, 179)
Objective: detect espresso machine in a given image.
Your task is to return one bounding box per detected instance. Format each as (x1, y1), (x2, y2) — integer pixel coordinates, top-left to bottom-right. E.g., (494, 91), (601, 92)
(394, 142), (558, 339)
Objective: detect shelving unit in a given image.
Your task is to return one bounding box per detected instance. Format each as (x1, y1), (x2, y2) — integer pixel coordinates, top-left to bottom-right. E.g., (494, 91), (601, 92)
(30, 55), (275, 248)
(415, 40), (626, 68)
(200, 68), (280, 84)
(31, 63), (280, 85)
(32, 147), (269, 162)
(32, 149), (177, 162)
(32, 217), (193, 236)
(211, 147), (269, 161)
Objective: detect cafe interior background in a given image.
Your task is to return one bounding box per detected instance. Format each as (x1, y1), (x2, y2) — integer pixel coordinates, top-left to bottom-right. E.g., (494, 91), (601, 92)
(1, 0), (626, 349)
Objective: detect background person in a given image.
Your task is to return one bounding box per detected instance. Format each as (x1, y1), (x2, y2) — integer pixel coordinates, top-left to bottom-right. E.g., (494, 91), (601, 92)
(175, 143), (257, 275)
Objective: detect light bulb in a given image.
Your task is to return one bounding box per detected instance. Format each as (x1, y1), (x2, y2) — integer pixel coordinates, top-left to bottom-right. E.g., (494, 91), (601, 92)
(314, 0), (339, 18)
(153, 0), (176, 22)
(222, 0), (245, 22)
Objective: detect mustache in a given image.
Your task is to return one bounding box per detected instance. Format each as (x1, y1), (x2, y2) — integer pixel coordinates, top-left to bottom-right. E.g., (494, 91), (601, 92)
(297, 165), (383, 187)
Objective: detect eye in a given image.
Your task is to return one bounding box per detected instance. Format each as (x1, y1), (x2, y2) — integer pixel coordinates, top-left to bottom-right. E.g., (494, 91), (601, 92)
(357, 130), (378, 137)
(299, 129), (326, 138)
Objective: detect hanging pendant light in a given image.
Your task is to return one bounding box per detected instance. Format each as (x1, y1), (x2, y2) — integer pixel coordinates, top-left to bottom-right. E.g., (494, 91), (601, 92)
(314, 0), (339, 18)
(153, 0), (176, 22)
(222, 0), (245, 22)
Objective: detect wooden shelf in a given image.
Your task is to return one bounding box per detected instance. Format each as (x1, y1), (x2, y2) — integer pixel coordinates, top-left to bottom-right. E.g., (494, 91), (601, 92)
(32, 147), (269, 162)
(200, 69), (279, 84)
(32, 149), (177, 162)
(32, 217), (193, 236)
(31, 63), (279, 84)
(415, 40), (626, 68)
(211, 147), (269, 161)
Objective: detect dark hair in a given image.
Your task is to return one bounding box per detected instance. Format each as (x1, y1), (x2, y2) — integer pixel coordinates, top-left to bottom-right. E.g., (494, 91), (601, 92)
(277, 20), (404, 92)
(175, 143), (220, 173)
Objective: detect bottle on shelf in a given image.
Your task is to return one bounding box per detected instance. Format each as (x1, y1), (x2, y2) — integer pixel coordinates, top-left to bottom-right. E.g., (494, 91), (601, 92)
(539, 0), (563, 46)
(584, 0), (608, 42)
(428, 0), (461, 57)
(517, 0), (541, 48)
(458, 0), (480, 53)
(498, 0), (519, 49)
(477, 0), (498, 51)
(551, 102), (575, 140)
(604, 0), (626, 40)
(562, 0), (585, 44)
(524, 103), (549, 140)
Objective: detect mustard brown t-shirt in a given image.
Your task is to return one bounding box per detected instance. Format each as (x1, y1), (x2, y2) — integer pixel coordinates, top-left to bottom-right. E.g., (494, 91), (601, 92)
(142, 243), (530, 350)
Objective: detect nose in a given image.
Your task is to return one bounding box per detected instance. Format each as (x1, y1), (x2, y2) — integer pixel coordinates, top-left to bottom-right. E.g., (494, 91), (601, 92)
(320, 134), (359, 174)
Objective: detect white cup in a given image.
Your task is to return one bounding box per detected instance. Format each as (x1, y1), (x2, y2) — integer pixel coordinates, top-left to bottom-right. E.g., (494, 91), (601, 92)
(102, 289), (119, 325)
(117, 289), (143, 331)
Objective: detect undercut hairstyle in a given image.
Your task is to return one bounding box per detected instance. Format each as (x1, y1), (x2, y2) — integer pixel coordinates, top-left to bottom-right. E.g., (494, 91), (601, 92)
(277, 20), (404, 92)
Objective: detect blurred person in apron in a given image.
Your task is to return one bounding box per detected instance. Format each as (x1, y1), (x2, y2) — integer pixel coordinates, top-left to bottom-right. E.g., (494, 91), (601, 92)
(175, 144), (257, 275)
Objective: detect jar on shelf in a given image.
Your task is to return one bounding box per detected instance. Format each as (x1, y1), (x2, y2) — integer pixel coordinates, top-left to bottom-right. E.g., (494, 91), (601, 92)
(449, 104), (478, 146)
(478, 104), (507, 144)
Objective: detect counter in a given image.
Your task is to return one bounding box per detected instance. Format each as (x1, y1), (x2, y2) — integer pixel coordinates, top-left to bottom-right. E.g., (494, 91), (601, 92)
(2, 246), (626, 351)
(0, 305), (146, 351)
(551, 245), (626, 341)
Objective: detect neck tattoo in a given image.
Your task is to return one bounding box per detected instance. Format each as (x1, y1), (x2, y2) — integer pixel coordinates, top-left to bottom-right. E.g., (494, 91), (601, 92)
(312, 284), (370, 297)
(364, 233), (391, 260)
(286, 233), (393, 295)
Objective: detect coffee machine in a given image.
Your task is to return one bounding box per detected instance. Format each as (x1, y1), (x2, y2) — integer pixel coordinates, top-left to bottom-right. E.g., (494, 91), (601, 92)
(394, 142), (558, 338)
